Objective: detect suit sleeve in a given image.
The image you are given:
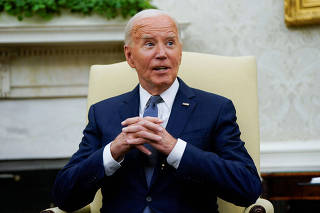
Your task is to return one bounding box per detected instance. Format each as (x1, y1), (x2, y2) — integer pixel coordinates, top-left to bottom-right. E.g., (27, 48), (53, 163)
(176, 100), (262, 207)
(52, 105), (106, 211)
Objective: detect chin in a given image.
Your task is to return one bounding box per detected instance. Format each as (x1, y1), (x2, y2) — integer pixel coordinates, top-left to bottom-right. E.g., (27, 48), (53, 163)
(152, 78), (174, 87)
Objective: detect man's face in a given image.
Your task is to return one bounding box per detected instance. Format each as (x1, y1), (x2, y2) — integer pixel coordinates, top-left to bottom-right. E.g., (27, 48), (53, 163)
(124, 15), (182, 94)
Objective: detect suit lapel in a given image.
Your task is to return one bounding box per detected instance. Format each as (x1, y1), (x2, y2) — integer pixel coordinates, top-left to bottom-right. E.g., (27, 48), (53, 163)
(120, 80), (198, 189)
(118, 86), (149, 188)
(119, 79), (197, 138)
(165, 78), (197, 138)
(118, 85), (140, 121)
(150, 78), (197, 187)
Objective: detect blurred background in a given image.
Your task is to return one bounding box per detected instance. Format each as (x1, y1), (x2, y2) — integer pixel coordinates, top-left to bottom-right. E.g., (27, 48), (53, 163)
(0, 0), (319, 212)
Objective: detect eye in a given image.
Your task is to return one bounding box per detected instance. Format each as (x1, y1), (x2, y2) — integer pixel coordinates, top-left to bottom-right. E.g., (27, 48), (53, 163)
(167, 41), (174, 46)
(145, 42), (154, 47)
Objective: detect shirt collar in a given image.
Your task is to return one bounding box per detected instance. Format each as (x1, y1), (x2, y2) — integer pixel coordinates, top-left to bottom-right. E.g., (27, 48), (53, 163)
(139, 78), (179, 110)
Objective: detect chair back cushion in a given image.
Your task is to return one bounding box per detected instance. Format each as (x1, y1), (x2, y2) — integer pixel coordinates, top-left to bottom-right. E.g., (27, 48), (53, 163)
(88, 51), (260, 213)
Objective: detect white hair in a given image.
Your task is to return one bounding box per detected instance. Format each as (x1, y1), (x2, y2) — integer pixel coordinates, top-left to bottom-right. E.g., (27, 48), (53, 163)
(124, 9), (180, 45)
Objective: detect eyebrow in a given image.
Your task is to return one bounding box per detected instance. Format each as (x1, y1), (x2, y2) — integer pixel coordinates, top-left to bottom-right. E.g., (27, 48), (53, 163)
(141, 34), (177, 40)
(141, 35), (153, 39)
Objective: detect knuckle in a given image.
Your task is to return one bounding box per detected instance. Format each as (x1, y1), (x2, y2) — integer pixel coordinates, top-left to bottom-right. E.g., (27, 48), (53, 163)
(137, 125), (144, 131)
(139, 120), (145, 125)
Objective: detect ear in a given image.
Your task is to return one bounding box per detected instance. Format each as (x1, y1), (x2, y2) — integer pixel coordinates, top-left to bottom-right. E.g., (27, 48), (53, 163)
(124, 45), (136, 68)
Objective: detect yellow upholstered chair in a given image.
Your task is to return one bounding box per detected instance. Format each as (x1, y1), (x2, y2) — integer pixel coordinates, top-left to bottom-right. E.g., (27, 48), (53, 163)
(42, 52), (273, 213)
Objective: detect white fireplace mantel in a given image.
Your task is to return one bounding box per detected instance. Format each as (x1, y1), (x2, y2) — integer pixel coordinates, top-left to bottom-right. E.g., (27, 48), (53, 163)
(0, 13), (190, 44)
(0, 13), (189, 98)
(0, 14), (190, 162)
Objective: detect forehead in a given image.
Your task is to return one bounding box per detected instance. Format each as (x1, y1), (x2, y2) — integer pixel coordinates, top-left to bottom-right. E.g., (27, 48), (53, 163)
(131, 15), (178, 39)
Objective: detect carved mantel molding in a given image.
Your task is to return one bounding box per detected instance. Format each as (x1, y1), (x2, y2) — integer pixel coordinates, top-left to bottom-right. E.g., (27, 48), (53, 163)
(0, 14), (189, 44)
(0, 44), (125, 98)
(0, 57), (10, 97)
(0, 14), (190, 98)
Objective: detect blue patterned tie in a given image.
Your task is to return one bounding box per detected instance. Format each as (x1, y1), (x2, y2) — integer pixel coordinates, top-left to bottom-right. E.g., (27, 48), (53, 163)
(143, 95), (163, 186)
(142, 95), (163, 213)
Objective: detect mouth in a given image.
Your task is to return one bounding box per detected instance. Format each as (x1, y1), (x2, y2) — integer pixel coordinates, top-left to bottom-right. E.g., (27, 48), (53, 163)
(152, 66), (170, 71)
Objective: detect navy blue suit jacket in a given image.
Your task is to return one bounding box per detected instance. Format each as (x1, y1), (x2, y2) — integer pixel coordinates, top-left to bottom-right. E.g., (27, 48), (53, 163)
(53, 78), (261, 213)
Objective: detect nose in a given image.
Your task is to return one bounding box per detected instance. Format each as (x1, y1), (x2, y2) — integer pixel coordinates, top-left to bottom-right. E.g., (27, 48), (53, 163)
(155, 43), (167, 60)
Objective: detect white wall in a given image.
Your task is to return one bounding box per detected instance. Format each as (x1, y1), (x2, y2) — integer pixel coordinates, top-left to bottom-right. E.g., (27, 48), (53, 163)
(1, 0), (319, 172)
(0, 98), (86, 159)
(154, 0), (320, 172)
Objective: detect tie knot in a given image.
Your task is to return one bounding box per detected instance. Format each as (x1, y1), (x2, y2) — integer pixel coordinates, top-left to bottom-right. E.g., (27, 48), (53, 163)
(146, 95), (163, 107)
(143, 95), (163, 118)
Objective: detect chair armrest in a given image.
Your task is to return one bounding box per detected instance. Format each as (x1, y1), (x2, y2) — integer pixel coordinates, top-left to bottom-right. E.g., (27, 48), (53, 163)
(244, 198), (274, 213)
(40, 207), (66, 213)
(40, 205), (91, 213)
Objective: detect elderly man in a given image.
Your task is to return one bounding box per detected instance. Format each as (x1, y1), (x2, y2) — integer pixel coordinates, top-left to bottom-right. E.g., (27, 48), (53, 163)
(53, 9), (261, 213)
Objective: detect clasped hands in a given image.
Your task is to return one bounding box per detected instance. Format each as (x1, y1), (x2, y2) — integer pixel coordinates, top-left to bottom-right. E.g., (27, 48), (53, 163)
(110, 117), (177, 161)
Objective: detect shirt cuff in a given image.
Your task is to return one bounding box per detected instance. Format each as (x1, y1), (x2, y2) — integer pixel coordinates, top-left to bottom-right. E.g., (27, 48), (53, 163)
(166, 138), (187, 169)
(103, 143), (122, 176)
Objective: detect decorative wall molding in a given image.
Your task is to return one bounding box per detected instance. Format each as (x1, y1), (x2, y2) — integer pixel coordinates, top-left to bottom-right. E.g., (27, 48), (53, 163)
(0, 44), (125, 98)
(0, 158), (69, 172)
(0, 58), (11, 97)
(0, 45), (123, 57)
(0, 14), (189, 44)
(0, 14), (189, 98)
(261, 140), (320, 173)
(1, 23), (128, 44)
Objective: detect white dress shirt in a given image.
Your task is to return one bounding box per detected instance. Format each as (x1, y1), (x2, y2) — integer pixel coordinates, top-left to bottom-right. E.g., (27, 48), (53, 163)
(103, 78), (187, 176)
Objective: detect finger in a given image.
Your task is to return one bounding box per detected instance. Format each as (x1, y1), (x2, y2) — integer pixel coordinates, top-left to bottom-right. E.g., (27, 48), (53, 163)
(135, 131), (162, 141)
(122, 116), (162, 126)
(121, 117), (142, 126)
(143, 116), (163, 124)
(122, 125), (145, 133)
(136, 145), (151, 155)
(137, 119), (163, 132)
(126, 137), (147, 145)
